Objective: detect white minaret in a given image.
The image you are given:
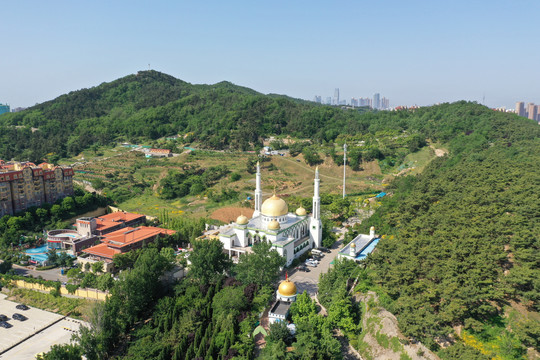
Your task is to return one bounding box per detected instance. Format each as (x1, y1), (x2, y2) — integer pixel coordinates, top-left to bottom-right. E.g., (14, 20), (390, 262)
(253, 161), (262, 217)
(310, 167), (323, 248)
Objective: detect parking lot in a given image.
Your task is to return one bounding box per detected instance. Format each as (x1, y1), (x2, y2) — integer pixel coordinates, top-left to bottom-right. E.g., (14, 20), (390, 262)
(287, 242), (342, 296)
(0, 294), (85, 360)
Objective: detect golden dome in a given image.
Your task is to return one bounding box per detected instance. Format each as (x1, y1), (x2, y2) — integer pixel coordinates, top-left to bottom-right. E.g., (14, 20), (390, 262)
(370, 226), (375, 231)
(278, 279), (297, 297)
(351, 242), (356, 248)
(236, 214), (249, 225)
(261, 194), (288, 217)
(268, 219), (280, 230)
(295, 207), (307, 216)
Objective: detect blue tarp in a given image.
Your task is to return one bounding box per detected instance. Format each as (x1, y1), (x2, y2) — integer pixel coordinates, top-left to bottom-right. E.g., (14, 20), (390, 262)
(376, 192), (386, 198)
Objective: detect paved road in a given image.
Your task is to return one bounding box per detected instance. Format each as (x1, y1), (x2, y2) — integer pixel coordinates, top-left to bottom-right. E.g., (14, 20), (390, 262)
(12, 264), (68, 283)
(287, 237), (344, 297)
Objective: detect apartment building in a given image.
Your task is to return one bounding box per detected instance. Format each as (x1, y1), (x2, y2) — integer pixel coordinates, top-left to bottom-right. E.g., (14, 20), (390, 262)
(0, 160), (74, 217)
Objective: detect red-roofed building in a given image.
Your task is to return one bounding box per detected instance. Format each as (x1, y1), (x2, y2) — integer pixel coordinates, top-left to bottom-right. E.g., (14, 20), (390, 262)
(82, 226), (175, 265)
(76, 212), (146, 236)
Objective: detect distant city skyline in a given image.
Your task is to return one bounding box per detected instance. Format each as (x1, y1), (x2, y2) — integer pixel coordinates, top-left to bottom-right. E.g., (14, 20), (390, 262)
(1, 1), (539, 110)
(313, 90), (390, 109)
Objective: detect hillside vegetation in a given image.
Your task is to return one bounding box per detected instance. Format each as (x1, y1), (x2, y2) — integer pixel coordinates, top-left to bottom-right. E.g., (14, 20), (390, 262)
(2, 70), (539, 359)
(0, 70), (508, 165)
(356, 105), (540, 358)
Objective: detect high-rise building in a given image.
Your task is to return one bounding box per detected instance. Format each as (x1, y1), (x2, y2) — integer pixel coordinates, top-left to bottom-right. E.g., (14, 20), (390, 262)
(333, 88), (340, 106)
(527, 103), (537, 121)
(351, 98), (358, 107)
(381, 97), (390, 110)
(359, 98), (371, 107)
(0, 161), (74, 217)
(515, 102), (525, 117)
(373, 93), (380, 109)
(325, 97), (332, 105)
(0, 104), (9, 115)
(313, 95), (322, 104)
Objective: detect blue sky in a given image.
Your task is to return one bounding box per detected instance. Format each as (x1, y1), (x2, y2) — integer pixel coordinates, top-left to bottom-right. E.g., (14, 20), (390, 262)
(1, 0), (539, 109)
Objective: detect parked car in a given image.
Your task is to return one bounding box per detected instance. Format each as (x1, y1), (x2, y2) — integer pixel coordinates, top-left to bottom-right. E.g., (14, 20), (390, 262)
(307, 258), (319, 264)
(296, 265), (310, 272)
(12, 313), (27, 321)
(305, 261), (317, 267)
(16, 304), (29, 311)
(0, 321), (11, 328)
(0, 315), (7, 322)
(318, 247), (331, 253)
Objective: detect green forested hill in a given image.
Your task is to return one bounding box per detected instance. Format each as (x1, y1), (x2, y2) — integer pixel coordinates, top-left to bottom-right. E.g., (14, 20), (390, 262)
(358, 111), (540, 356)
(0, 70), (319, 161)
(1, 70), (535, 167)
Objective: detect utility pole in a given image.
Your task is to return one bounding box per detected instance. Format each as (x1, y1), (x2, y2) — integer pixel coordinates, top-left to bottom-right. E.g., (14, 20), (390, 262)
(343, 143), (347, 199)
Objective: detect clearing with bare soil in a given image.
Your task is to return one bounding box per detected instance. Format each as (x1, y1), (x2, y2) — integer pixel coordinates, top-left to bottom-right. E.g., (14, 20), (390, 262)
(211, 207), (254, 223)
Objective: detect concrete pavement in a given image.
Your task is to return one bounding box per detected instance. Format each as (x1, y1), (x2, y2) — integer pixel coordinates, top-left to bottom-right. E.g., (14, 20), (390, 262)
(12, 264), (68, 283)
(287, 239), (343, 296)
(0, 293), (87, 359)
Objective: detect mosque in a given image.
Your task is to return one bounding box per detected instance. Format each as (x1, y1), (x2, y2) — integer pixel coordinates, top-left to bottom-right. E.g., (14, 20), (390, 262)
(218, 162), (323, 267)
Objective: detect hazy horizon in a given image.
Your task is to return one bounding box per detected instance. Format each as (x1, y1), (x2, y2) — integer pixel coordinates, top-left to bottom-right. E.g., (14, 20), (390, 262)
(2, 1), (539, 110)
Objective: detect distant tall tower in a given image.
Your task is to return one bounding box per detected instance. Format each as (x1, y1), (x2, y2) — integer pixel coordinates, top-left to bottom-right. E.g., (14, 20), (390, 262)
(381, 97), (390, 110)
(253, 162), (262, 217)
(527, 103), (537, 121)
(333, 88), (340, 106)
(373, 93), (380, 109)
(310, 167), (323, 248)
(515, 102), (525, 117)
(343, 143), (347, 199)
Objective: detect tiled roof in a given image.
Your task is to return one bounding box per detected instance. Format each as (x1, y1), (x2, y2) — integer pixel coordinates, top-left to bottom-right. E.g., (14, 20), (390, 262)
(82, 243), (120, 260)
(103, 226), (174, 249)
(95, 212), (146, 232)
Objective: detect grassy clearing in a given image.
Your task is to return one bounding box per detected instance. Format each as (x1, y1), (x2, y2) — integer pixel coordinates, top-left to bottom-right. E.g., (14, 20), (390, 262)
(7, 288), (93, 319)
(396, 146), (436, 175)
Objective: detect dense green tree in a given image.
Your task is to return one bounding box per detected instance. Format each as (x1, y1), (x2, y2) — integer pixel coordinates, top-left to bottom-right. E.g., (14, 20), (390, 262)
(188, 239), (231, 284)
(233, 241), (285, 287)
(37, 343), (82, 360)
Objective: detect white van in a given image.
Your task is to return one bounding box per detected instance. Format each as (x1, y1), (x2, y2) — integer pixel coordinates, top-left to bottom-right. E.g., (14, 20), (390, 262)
(311, 249), (323, 256)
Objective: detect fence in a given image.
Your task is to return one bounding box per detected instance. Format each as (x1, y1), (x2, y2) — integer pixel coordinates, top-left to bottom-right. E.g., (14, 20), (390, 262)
(12, 279), (109, 301)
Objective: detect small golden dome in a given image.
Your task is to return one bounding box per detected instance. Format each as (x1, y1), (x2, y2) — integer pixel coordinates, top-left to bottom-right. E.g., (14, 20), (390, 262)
(295, 207), (307, 216)
(268, 219), (280, 230)
(351, 242), (356, 248)
(278, 279), (297, 297)
(236, 214), (249, 225)
(261, 194), (288, 217)
(370, 226), (375, 231)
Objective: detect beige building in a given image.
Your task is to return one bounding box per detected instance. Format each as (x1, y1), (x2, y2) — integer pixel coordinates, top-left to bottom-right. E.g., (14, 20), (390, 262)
(0, 161), (74, 217)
